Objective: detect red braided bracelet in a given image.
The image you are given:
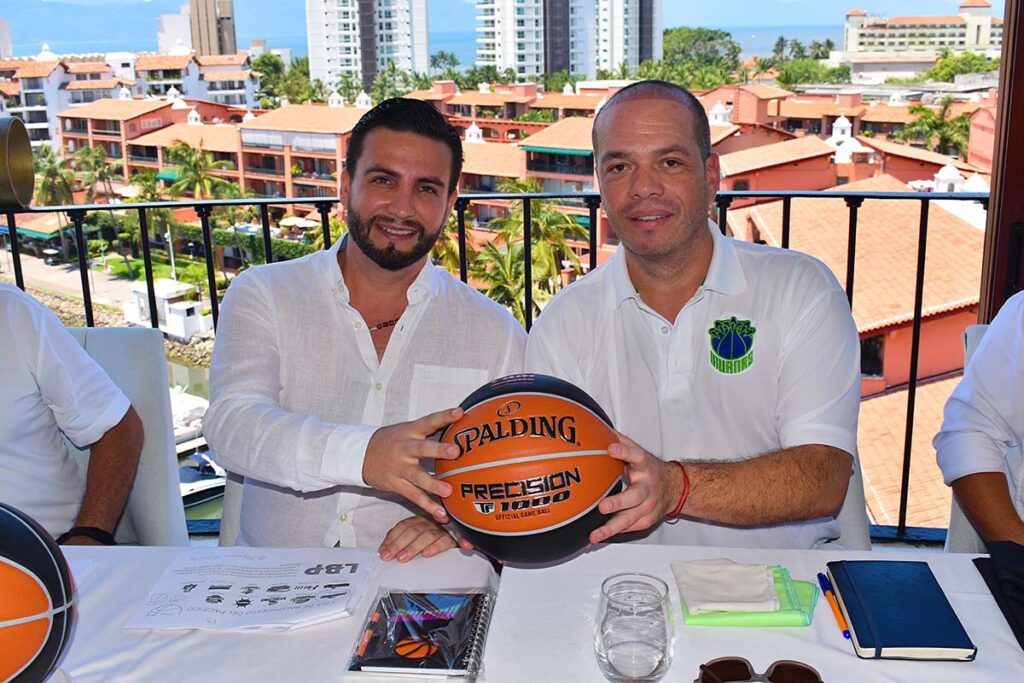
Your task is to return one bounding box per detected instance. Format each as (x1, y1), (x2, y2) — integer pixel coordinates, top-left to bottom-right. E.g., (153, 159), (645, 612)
(667, 460), (690, 518)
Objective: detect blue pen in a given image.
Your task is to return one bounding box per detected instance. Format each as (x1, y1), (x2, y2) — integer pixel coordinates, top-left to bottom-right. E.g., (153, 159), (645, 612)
(817, 572), (852, 640)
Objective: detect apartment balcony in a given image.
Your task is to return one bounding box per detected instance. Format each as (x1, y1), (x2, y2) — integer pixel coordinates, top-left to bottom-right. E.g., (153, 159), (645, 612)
(245, 165), (285, 177)
(5, 186), (1013, 548)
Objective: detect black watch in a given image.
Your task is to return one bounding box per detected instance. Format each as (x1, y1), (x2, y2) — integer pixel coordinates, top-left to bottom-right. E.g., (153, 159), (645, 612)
(56, 526), (117, 545)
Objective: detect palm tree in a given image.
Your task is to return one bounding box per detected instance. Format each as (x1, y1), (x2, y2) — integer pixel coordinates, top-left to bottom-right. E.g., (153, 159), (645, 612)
(306, 215), (348, 252)
(491, 177), (589, 294)
(469, 241), (550, 325)
(119, 169), (172, 277)
(432, 212), (476, 275)
(336, 72), (361, 103)
(895, 96), (971, 157)
(165, 141), (233, 279)
(75, 145), (122, 204)
(33, 146), (76, 258)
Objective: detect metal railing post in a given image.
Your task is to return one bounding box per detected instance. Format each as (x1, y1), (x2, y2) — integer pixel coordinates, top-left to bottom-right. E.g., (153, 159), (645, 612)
(843, 196), (864, 307)
(135, 207), (159, 328)
(455, 197), (470, 284)
(5, 212), (25, 290)
(195, 205), (220, 328)
(67, 209), (94, 327)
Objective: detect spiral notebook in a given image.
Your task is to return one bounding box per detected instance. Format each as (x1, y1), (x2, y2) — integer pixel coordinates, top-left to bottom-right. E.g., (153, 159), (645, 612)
(348, 590), (495, 678)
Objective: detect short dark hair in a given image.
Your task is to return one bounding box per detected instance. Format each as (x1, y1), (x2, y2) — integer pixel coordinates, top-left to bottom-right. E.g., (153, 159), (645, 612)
(345, 97), (463, 192)
(593, 80), (712, 163)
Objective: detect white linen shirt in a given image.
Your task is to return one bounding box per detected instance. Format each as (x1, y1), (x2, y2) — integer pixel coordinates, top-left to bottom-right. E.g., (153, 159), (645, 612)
(0, 284), (131, 536)
(526, 220), (860, 549)
(204, 239), (526, 548)
(935, 291), (1024, 518)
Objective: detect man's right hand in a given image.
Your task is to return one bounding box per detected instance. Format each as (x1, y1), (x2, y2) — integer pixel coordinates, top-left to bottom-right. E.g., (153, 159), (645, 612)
(362, 407), (464, 522)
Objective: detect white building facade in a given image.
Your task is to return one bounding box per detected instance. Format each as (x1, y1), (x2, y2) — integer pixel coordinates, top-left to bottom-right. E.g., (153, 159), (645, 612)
(843, 1), (1003, 59)
(306, 0), (429, 91)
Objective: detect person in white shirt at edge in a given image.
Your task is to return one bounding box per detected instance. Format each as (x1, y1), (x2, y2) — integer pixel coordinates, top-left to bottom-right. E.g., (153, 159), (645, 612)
(935, 291), (1024, 545)
(203, 98), (525, 561)
(0, 284), (143, 546)
(524, 80), (861, 549)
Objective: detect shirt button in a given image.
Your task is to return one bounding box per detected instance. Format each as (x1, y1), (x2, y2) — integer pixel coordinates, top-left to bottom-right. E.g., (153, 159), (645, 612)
(661, 326), (669, 334)
(340, 514), (349, 522)
(375, 383), (383, 391)
(354, 321), (362, 329)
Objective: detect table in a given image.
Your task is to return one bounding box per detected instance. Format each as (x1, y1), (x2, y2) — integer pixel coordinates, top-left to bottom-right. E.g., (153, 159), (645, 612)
(485, 543), (1024, 682)
(58, 546), (497, 682)
(57, 544), (1023, 682)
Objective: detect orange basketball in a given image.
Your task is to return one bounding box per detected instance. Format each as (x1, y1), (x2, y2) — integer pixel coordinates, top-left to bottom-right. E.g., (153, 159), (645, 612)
(0, 504), (76, 683)
(437, 374), (623, 564)
(395, 637), (438, 659)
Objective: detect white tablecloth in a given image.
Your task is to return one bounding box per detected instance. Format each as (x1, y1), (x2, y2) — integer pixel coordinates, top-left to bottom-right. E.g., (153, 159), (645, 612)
(58, 546), (497, 683)
(485, 543), (1024, 682)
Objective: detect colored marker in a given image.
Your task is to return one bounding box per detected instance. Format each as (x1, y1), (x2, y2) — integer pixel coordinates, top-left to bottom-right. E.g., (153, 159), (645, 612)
(817, 572), (851, 640)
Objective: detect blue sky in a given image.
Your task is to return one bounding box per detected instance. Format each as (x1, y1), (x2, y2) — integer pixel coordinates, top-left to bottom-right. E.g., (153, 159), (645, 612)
(3, 0), (1009, 56)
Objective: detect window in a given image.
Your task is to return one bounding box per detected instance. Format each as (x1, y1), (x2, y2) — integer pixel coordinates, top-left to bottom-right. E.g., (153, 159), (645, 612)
(861, 336), (884, 376)
(732, 179), (749, 191)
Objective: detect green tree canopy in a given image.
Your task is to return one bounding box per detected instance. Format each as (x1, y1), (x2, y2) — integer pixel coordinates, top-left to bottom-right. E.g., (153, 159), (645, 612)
(663, 27), (741, 74)
(895, 96), (970, 156)
(923, 51), (999, 82)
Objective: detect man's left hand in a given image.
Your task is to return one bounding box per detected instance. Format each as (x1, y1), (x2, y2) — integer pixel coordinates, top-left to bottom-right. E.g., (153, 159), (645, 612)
(379, 516), (457, 563)
(588, 433), (681, 545)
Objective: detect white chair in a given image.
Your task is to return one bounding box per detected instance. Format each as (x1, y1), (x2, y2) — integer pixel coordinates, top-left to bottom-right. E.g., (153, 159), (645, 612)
(943, 324), (990, 553)
(66, 327), (188, 546)
(836, 457), (872, 550)
(218, 471), (243, 546)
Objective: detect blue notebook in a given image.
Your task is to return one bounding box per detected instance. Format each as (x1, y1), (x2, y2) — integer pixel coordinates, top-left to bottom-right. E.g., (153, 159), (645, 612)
(826, 560), (977, 661)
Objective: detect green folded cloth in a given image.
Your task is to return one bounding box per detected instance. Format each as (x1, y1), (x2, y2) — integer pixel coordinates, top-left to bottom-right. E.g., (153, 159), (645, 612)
(680, 566), (819, 627)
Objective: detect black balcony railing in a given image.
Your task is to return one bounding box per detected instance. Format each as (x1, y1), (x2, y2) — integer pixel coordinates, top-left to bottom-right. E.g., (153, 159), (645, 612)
(3, 189), (1005, 545)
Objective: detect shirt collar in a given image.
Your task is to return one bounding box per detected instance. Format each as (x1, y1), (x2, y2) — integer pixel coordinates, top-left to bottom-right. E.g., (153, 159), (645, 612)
(608, 217), (747, 307)
(321, 234), (444, 302)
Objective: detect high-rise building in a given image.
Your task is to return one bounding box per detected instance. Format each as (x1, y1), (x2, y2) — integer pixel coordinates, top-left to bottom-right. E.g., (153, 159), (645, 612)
(476, 0), (661, 80)
(306, 0), (429, 93)
(190, 0), (237, 57)
(0, 19), (12, 59)
(158, 4), (193, 54)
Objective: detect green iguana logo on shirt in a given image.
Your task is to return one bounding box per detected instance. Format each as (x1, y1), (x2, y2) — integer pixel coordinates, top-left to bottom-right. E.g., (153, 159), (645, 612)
(709, 317), (756, 374)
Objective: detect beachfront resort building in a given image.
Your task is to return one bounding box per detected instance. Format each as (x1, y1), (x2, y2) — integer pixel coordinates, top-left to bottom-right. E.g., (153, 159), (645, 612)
(843, 1), (1003, 58)
(306, 0), (429, 92)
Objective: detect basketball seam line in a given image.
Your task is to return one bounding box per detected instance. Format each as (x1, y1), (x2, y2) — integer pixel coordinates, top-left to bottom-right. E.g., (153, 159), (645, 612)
(451, 476), (623, 537)
(0, 602), (71, 628)
(436, 449), (610, 479)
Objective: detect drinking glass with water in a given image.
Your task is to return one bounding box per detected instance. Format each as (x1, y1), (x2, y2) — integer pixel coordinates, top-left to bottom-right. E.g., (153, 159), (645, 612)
(594, 573), (674, 682)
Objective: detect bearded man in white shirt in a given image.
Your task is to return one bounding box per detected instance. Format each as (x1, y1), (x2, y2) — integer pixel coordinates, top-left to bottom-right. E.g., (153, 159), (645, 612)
(204, 98), (525, 558)
(526, 81), (862, 549)
(935, 291), (1024, 545)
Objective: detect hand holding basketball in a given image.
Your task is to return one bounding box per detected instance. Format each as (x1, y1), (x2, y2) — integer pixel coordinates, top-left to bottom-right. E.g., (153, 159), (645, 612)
(362, 407), (465, 522)
(589, 433), (683, 545)
(379, 516), (457, 563)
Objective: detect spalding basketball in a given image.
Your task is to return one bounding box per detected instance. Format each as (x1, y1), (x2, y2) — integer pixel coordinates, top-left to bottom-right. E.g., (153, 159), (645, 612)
(437, 374), (623, 564)
(0, 504), (76, 683)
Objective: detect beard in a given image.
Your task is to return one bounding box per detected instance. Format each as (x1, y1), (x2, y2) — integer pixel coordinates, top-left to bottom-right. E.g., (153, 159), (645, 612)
(346, 204), (443, 271)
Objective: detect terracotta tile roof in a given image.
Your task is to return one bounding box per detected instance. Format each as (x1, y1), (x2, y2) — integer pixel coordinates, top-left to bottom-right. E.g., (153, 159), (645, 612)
(0, 82), (19, 97)
(529, 93), (603, 110)
(447, 91), (533, 107)
(847, 8), (867, 16)
(65, 62), (112, 75)
(959, 0), (991, 7)
(719, 135), (834, 176)
(462, 142), (524, 178)
(710, 124), (741, 145)
(403, 89), (450, 101)
(200, 70), (252, 82)
(727, 174), (983, 333)
(10, 211), (64, 235)
(518, 116), (594, 152)
(994, 17), (1004, 24)
(772, 98), (865, 119)
(0, 59), (25, 71)
(884, 16), (966, 25)
(135, 54), (194, 71)
(56, 98), (171, 121)
(63, 79), (133, 91)
(195, 53), (249, 67)
(739, 84), (793, 100)
(860, 103), (918, 124)
(858, 376), (961, 528)
(130, 122), (240, 153)
(239, 102), (366, 134)
(15, 61), (62, 79)
(857, 136), (979, 174)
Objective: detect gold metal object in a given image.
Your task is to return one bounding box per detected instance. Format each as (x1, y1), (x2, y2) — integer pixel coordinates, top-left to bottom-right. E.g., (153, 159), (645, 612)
(0, 115), (34, 210)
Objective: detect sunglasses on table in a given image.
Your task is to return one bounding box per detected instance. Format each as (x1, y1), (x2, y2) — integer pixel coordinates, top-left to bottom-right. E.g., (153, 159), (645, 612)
(696, 657), (823, 683)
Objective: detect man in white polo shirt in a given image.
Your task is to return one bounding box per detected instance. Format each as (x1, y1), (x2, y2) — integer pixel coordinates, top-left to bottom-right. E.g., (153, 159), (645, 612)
(935, 291), (1024, 545)
(526, 81), (861, 549)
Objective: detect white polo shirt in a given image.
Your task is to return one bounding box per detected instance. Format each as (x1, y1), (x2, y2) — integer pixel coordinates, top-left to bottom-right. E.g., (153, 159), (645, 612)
(526, 220), (861, 549)
(935, 291), (1024, 519)
(0, 285), (131, 536)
